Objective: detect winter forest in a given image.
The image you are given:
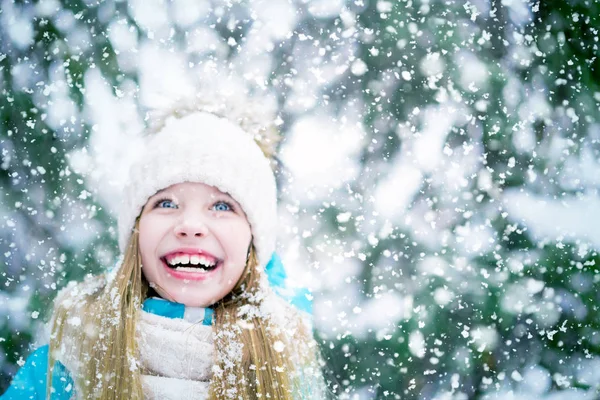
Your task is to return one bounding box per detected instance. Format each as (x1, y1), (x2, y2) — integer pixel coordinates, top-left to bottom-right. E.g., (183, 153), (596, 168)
(1, 0), (600, 399)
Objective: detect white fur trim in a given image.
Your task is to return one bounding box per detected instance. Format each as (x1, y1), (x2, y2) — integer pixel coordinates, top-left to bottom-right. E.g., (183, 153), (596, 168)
(117, 111), (277, 268)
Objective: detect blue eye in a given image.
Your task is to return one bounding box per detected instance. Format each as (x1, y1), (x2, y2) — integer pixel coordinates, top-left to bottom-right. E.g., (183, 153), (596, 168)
(213, 201), (233, 212)
(155, 199), (178, 209)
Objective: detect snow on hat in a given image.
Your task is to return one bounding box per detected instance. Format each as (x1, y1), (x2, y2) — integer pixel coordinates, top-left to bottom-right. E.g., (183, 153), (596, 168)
(117, 109), (278, 269)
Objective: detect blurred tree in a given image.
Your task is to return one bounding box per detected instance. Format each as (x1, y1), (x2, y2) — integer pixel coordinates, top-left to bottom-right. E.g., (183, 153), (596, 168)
(0, 0), (128, 387)
(1, 0), (600, 399)
(310, 0), (600, 398)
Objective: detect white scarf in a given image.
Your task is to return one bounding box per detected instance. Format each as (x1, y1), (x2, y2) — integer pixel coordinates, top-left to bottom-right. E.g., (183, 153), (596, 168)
(54, 283), (324, 400)
(137, 309), (214, 400)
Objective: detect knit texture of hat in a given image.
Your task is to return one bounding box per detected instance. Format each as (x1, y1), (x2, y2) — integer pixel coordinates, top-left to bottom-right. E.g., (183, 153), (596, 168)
(118, 111), (278, 268)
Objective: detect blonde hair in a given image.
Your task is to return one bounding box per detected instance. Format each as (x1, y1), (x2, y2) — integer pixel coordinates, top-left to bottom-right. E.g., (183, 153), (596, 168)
(47, 222), (327, 399)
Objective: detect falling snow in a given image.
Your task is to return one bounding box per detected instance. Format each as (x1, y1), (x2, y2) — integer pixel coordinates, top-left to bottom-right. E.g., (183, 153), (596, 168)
(1, 0), (600, 399)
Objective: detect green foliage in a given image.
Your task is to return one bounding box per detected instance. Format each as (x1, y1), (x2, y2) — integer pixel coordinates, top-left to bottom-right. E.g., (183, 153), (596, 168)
(1, 0), (600, 399)
(0, 0), (120, 388)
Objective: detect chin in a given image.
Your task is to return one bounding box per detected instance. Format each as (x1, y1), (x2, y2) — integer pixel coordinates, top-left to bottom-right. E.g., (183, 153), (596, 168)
(168, 291), (217, 308)
(178, 298), (213, 308)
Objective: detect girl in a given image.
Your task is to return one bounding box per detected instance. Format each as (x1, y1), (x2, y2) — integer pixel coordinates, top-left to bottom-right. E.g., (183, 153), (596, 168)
(2, 100), (329, 399)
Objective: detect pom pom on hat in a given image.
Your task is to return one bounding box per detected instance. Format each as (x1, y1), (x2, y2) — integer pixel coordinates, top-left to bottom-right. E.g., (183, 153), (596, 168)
(118, 97), (280, 269)
(147, 95), (282, 161)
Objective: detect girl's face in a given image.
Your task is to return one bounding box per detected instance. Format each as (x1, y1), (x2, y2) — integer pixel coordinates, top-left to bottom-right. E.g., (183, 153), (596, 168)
(138, 182), (252, 307)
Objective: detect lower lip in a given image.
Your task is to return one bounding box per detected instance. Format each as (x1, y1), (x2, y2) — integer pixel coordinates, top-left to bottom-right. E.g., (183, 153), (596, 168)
(161, 259), (221, 281)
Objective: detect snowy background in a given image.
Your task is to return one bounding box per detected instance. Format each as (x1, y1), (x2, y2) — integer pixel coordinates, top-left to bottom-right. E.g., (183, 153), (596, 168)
(1, 0), (600, 399)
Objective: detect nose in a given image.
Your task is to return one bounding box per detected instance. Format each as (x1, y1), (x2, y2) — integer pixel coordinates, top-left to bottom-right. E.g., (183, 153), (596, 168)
(174, 213), (209, 238)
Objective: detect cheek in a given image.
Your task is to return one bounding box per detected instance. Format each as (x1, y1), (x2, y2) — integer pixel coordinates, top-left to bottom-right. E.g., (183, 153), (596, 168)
(231, 224), (252, 252)
(219, 223), (252, 263)
(138, 224), (161, 283)
(138, 218), (159, 262)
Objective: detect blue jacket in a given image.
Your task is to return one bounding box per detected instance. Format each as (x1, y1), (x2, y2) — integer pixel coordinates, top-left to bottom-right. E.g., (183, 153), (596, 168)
(1, 346), (73, 400)
(1, 253), (311, 399)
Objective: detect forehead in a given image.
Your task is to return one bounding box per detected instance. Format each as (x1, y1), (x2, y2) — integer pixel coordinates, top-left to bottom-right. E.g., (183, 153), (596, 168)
(153, 182), (233, 199)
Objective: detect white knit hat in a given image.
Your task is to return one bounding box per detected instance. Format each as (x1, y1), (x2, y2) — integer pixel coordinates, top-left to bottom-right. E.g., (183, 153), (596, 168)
(117, 111), (278, 268)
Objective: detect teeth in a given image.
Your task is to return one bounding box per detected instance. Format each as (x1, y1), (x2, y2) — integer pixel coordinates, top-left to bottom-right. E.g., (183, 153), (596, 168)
(200, 255), (216, 267)
(167, 254), (217, 268)
(169, 255), (187, 265)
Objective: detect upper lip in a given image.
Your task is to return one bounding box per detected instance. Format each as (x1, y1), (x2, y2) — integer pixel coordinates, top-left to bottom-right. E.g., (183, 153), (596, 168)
(161, 248), (220, 263)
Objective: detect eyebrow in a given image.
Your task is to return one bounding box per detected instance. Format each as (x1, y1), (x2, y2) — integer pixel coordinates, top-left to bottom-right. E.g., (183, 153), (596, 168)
(149, 188), (237, 203)
(149, 188), (170, 199)
(143, 188), (244, 216)
(213, 191), (240, 205)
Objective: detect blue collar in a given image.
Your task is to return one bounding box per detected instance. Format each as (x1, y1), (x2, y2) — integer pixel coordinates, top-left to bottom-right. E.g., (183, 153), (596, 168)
(142, 297), (213, 325)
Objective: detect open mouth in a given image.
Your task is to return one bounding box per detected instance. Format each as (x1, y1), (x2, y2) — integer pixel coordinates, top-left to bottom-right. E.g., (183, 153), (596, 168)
(162, 253), (221, 273)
